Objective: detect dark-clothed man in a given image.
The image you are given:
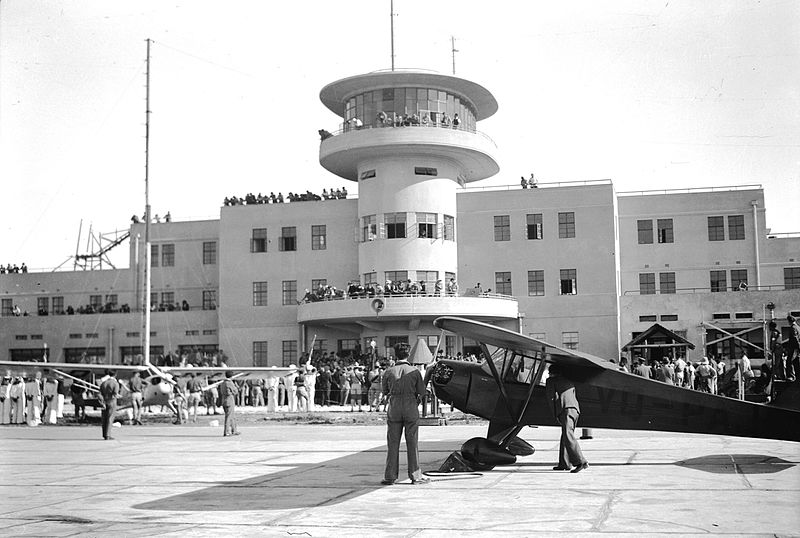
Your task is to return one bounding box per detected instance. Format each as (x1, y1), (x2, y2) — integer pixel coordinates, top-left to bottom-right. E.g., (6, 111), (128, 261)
(546, 364), (589, 473)
(381, 343), (429, 485)
(219, 371), (240, 436)
(786, 315), (800, 381)
(99, 370), (120, 440)
(129, 371), (144, 425)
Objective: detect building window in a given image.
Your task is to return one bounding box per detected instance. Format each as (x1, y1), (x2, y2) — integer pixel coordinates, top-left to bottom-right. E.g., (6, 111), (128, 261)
(203, 242), (217, 264)
(385, 271), (408, 285)
(360, 169), (376, 180)
(729, 215), (745, 240)
(495, 271), (512, 295)
(52, 296), (64, 314)
(494, 215), (510, 241)
(660, 272), (676, 294)
(362, 215), (377, 242)
(202, 290), (217, 310)
(416, 212), (437, 239)
(281, 340), (297, 366)
(660, 314), (679, 322)
(712, 312), (731, 320)
(126, 332), (140, 338)
(562, 331), (579, 350)
(90, 295), (102, 309)
(150, 292), (157, 308)
(312, 278), (328, 292)
(311, 225), (327, 250)
(710, 270), (727, 292)
(530, 332), (546, 341)
(385, 336), (409, 356)
(708, 216), (725, 241)
(526, 214), (543, 240)
(338, 339), (358, 354)
(30, 335), (43, 340)
(558, 212), (575, 238)
(639, 315), (657, 322)
(417, 271), (438, 292)
(253, 341), (268, 366)
(1, 298), (12, 316)
(185, 330), (200, 336)
(639, 273), (656, 295)
(282, 280), (297, 305)
(37, 297), (49, 315)
(734, 312), (754, 319)
(414, 166), (437, 176)
(657, 219), (674, 244)
(105, 294), (118, 308)
(253, 281), (268, 306)
(15, 334), (27, 340)
(783, 267), (800, 290)
(161, 292), (174, 306)
(161, 244), (175, 267)
(731, 269), (748, 291)
(385, 213), (406, 239)
(251, 228), (267, 253)
(443, 215), (455, 241)
(559, 269), (577, 295)
(637, 220), (653, 244)
(280, 227), (297, 251)
(527, 270), (545, 296)
(150, 244), (159, 266)
(203, 329), (216, 336)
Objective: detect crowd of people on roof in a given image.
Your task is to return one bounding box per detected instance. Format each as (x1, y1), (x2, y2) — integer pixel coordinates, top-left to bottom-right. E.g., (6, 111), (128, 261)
(1, 263), (28, 274)
(299, 278), (462, 303)
(4, 299), (199, 318)
(224, 187), (348, 206)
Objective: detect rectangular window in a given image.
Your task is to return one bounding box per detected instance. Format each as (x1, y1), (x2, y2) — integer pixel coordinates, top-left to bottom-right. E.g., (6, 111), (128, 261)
(385, 213), (406, 239)
(253, 281), (268, 306)
(150, 244), (159, 266)
(30, 334), (43, 340)
(161, 244), (175, 267)
(734, 312), (754, 319)
(416, 212), (437, 239)
(311, 225), (327, 250)
(362, 215), (377, 242)
(558, 212), (575, 238)
(562, 331), (579, 350)
(417, 271), (438, 292)
(385, 270), (408, 285)
(253, 341), (268, 366)
(15, 334), (27, 340)
(280, 227), (297, 251)
(785, 267), (800, 290)
(251, 228), (267, 253)
(443, 215), (455, 241)
(360, 169), (376, 180)
(414, 166), (438, 176)
(90, 295), (102, 309)
(637, 220), (653, 244)
(126, 332), (140, 338)
(52, 296), (64, 314)
(657, 219), (674, 244)
(712, 313), (731, 320)
(1, 298), (12, 316)
(494, 271), (512, 295)
(494, 215), (510, 241)
(559, 269), (577, 295)
(203, 329), (216, 336)
(639, 315), (657, 322)
(312, 278), (328, 291)
(282, 280), (297, 305)
(105, 295), (118, 309)
(526, 213), (543, 240)
(161, 291), (174, 306)
(202, 290), (217, 310)
(731, 269), (748, 291)
(203, 241), (217, 264)
(708, 216), (725, 241)
(710, 270), (727, 292)
(660, 314), (679, 322)
(728, 215), (745, 240)
(659, 272), (676, 294)
(37, 297), (49, 315)
(150, 292), (157, 308)
(185, 330), (199, 336)
(338, 339), (358, 354)
(527, 270), (545, 296)
(282, 340), (297, 366)
(639, 273), (656, 295)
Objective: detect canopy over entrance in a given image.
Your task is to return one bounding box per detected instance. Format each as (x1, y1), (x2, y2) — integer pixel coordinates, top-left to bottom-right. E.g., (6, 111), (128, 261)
(622, 323), (695, 362)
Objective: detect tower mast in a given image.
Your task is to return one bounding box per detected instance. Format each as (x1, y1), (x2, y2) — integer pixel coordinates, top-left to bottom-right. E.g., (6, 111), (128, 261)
(390, 0), (395, 71)
(143, 38), (153, 366)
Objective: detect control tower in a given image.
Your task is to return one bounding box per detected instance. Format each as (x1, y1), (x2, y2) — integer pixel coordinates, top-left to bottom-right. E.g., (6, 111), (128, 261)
(300, 70), (518, 346)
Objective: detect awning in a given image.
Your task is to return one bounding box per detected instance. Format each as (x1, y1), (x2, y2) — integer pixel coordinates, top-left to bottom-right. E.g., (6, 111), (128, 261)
(622, 323), (696, 351)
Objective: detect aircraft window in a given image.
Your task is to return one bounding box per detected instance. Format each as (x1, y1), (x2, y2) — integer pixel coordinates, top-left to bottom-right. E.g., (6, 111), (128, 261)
(504, 353), (541, 385)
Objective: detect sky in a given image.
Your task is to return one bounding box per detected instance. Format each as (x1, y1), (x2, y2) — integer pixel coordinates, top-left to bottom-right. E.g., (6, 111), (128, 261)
(1, 0), (798, 271)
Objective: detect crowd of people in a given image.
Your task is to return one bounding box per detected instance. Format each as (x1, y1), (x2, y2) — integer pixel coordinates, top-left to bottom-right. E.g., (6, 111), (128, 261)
(0, 372), (68, 426)
(299, 278), (462, 303)
(6, 299), (199, 318)
(0, 263), (28, 274)
(131, 212), (172, 224)
(520, 173), (538, 189)
(223, 187), (348, 206)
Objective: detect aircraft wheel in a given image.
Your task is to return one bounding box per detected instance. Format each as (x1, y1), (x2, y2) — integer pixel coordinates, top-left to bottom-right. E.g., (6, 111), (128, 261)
(460, 437), (515, 470)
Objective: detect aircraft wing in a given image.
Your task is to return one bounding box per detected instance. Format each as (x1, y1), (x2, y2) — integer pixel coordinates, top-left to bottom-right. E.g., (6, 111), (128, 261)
(433, 316), (609, 371)
(0, 361), (147, 375)
(162, 366), (300, 380)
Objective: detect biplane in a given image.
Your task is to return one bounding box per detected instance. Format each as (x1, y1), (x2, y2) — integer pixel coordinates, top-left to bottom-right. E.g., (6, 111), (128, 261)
(430, 316), (800, 471)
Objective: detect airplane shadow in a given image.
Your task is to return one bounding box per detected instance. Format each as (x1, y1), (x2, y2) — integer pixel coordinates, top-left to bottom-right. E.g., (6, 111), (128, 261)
(132, 441), (795, 512)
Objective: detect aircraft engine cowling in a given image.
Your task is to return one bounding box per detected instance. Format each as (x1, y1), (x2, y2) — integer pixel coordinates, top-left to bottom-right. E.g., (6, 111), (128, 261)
(460, 437), (516, 470)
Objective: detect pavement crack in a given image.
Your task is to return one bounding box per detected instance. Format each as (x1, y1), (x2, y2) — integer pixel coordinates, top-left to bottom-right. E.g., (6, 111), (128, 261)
(591, 489), (620, 531)
(731, 454), (753, 489)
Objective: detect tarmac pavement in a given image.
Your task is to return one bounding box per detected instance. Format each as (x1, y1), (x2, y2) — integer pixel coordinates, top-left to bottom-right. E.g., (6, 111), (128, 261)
(1, 413), (799, 537)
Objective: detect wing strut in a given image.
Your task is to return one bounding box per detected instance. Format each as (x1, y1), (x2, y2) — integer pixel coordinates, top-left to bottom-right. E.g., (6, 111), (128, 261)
(50, 368), (100, 393)
(499, 353), (548, 448)
(479, 343), (516, 420)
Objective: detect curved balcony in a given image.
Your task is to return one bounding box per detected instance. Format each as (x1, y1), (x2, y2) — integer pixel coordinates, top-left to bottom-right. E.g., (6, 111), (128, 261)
(297, 292), (519, 325)
(319, 123), (499, 182)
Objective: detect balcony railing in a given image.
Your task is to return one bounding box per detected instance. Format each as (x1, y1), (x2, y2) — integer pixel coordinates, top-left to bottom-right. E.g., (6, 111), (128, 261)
(320, 120), (497, 148)
(623, 284), (795, 296)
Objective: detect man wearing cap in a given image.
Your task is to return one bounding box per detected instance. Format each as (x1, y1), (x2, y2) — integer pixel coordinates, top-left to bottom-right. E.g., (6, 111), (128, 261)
(25, 371), (43, 427)
(219, 370), (240, 436)
(381, 343), (429, 485)
(99, 370), (120, 440)
(546, 363), (589, 473)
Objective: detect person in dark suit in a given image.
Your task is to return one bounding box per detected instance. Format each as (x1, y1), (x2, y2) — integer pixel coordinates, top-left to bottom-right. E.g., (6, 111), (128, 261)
(546, 364), (589, 473)
(381, 343), (429, 485)
(99, 370), (120, 440)
(219, 371), (240, 436)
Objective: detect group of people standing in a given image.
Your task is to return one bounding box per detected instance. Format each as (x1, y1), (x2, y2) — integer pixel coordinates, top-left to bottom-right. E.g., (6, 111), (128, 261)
(0, 372), (65, 426)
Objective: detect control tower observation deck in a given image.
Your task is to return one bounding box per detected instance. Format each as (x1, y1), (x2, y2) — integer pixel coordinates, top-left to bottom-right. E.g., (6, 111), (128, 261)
(304, 70), (517, 333)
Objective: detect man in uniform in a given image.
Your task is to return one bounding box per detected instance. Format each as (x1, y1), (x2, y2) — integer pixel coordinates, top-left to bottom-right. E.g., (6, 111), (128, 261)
(381, 343), (429, 485)
(99, 370), (120, 440)
(186, 372), (203, 422)
(546, 363), (589, 473)
(0, 375), (11, 424)
(219, 370), (240, 436)
(129, 370), (144, 425)
(25, 372), (43, 427)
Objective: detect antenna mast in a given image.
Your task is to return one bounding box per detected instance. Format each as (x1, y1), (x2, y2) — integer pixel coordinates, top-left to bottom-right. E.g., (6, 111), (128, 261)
(143, 38), (153, 366)
(390, 0), (395, 71)
(451, 36), (458, 75)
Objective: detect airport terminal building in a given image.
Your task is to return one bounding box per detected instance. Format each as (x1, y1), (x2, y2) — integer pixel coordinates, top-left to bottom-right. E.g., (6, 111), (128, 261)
(2, 70), (799, 366)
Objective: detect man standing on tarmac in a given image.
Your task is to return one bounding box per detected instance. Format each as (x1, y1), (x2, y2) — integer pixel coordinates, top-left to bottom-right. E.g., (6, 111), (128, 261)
(219, 371), (240, 436)
(381, 343), (429, 485)
(129, 371), (144, 425)
(99, 370), (120, 440)
(546, 363), (589, 473)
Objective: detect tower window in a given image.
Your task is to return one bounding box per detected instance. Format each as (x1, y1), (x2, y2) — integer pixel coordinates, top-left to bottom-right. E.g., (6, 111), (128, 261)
(414, 167), (438, 176)
(385, 213), (407, 239)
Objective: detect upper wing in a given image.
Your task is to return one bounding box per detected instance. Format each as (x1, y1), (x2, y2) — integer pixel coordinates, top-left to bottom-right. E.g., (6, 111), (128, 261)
(0, 361), (147, 375)
(433, 316), (610, 371)
(162, 366), (299, 381)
